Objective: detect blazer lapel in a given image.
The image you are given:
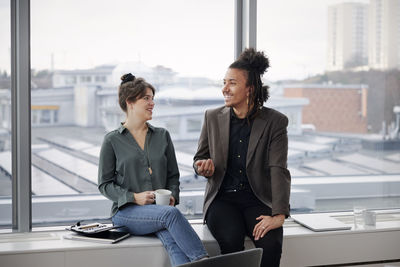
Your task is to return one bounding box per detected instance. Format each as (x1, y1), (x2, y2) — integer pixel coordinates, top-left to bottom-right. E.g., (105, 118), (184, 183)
(247, 115), (267, 168)
(217, 107), (230, 167)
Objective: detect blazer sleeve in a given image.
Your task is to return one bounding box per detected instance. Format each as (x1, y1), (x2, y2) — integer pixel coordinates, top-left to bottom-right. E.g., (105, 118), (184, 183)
(193, 110), (210, 174)
(268, 116), (291, 217)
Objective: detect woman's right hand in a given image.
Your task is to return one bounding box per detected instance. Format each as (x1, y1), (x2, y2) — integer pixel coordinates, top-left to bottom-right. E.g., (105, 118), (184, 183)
(133, 191), (155, 205)
(195, 159), (215, 177)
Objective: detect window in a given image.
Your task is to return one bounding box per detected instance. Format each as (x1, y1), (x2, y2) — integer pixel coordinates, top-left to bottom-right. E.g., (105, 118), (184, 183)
(9, 0), (397, 231)
(29, 0), (233, 225)
(80, 76), (92, 83)
(39, 110), (50, 124)
(0, 0), (11, 229)
(31, 106), (59, 126)
(65, 76), (77, 85)
(258, 0), (400, 213)
(95, 76), (106, 83)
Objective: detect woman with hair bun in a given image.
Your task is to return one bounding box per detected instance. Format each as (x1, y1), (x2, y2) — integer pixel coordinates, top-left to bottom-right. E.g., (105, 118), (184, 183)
(98, 73), (208, 266)
(193, 48), (291, 267)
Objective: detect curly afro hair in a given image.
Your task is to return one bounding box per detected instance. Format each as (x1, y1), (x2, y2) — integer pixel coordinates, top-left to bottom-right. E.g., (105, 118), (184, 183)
(229, 48), (270, 118)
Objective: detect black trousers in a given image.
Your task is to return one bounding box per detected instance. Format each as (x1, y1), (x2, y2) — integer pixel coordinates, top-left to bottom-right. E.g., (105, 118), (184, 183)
(206, 189), (283, 267)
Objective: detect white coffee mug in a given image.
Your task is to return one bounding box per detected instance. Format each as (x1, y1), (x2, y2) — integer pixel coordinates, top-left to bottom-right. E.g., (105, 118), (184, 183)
(155, 189), (172, 206)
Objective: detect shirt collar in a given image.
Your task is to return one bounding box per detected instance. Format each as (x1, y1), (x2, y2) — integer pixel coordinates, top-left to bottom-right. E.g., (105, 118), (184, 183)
(147, 123), (155, 132)
(230, 107), (247, 121)
(229, 107), (257, 121)
(118, 123), (126, 134)
(118, 122), (155, 134)
(230, 107), (239, 119)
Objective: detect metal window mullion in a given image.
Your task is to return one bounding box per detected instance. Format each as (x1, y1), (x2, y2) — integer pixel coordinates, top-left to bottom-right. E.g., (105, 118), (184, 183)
(11, 0), (32, 232)
(234, 0), (243, 59)
(234, 0), (257, 60)
(247, 0), (257, 49)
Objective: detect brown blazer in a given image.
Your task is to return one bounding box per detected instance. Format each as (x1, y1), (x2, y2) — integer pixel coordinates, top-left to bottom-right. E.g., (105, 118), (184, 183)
(194, 106), (291, 219)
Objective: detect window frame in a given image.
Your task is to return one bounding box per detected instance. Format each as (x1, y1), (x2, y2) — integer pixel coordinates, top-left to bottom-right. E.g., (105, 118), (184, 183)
(11, 0), (32, 232)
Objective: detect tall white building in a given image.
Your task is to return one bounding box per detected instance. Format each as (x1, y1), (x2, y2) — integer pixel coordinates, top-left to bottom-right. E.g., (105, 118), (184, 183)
(368, 0), (400, 69)
(327, 2), (369, 71)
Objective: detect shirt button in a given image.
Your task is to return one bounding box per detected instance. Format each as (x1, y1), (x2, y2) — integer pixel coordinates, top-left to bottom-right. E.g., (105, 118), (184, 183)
(239, 140), (242, 143)
(239, 170), (242, 173)
(237, 155), (241, 158)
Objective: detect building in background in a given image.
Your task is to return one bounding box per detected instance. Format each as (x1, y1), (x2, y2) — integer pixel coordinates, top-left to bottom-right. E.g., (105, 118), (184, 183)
(368, 0), (400, 70)
(327, 2), (369, 71)
(0, 64), (308, 140)
(52, 62), (176, 90)
(327, 0), (400, 72)
(52, 65), (115, 88)
(284, 84), (368, 133)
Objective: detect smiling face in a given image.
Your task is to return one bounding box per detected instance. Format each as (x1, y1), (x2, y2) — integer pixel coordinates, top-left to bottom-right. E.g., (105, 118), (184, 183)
(222, 68), (251, 111)
(127, 87), (155, 122)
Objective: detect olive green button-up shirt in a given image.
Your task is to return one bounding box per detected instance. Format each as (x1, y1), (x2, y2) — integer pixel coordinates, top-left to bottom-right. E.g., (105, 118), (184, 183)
(98, 123), (180, 217)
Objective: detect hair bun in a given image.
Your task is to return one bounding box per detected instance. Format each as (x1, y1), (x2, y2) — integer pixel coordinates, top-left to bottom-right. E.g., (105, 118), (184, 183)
(120, 73), (136, 85)
(238, 48), (270, 75)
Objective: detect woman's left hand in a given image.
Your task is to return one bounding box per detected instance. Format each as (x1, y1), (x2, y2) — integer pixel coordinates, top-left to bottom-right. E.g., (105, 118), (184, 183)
(253, 214), (285, 241)
(169, 196), (175, 206)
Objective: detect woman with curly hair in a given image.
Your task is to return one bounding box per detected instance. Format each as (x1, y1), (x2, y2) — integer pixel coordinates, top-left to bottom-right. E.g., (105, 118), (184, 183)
(98, 73), (208, 266)
(193, 48), (291, 267)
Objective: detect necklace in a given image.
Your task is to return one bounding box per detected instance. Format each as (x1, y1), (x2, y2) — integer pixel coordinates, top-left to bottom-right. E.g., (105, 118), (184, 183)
(126, 122), (152, 175)
(144, 132), (152, 175)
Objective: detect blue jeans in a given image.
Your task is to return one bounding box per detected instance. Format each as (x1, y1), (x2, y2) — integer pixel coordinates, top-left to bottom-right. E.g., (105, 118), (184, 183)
(112, 204), (208, 266)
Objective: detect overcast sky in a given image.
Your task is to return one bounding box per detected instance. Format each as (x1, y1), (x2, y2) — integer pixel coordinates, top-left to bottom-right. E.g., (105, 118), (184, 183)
(0, 0), (369, 81)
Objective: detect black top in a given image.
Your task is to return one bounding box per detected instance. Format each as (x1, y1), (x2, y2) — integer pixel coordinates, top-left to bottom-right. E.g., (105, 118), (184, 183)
(220, 108), (253, 192)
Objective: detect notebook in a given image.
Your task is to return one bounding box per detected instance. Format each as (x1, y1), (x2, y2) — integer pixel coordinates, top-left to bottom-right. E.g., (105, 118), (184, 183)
(66, 222), (122, 234)
(64, 230), (131, 244)
(291, 213), (352, 232)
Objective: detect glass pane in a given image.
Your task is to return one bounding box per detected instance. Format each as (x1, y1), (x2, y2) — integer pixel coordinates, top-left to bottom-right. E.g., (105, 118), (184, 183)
(258, 0), (400, 213)
(0, 0), (11, 229)
(31, 0), (233, 225)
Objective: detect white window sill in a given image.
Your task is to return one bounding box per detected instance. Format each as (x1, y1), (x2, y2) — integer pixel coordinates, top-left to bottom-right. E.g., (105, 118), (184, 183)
(0, 210), (399, 267)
